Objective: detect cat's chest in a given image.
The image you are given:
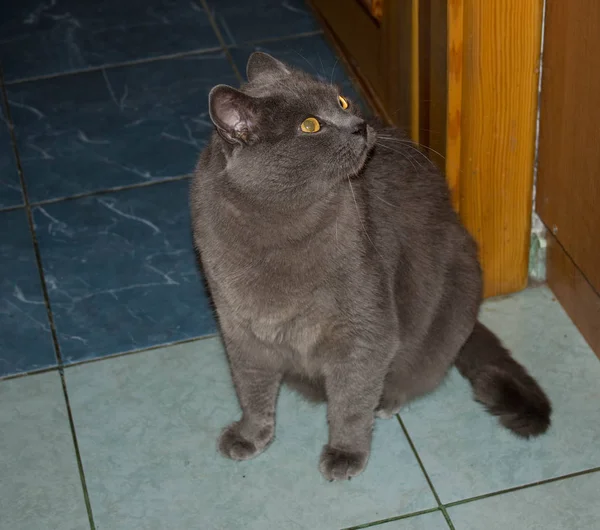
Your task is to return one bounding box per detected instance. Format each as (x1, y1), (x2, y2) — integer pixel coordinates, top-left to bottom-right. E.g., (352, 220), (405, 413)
(249, 309), (328, 360)
(210, 238), (332, 305)
(215, 258), (338, 361)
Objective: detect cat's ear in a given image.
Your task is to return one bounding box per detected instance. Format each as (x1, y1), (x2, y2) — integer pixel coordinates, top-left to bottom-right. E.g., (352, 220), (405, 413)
(209, 85), (259, 145)
(246, 52), (290, 82)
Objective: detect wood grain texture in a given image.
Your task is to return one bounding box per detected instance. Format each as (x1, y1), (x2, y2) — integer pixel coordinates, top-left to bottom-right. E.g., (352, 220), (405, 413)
(547, 233), (600, 359)
(426, 0), (447, 172)
(309, 0), (412, 127)
(445, 0), (462, 210)
(411, 0), (421, 143)
(459, 0), (542, 297)
(309, 0), (384, 98)
(307, 0), (390, 121)
(381, 0), (412, 129)
(536, 0), (600, 293)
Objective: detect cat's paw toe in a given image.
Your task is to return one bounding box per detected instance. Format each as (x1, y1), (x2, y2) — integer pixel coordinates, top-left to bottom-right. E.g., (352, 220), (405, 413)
(319, 445), (368, 481)
(218, 423), (271, 461)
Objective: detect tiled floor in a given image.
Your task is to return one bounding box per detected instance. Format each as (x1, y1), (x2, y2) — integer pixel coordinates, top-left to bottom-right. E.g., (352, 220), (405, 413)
(1, 1), (599, 529)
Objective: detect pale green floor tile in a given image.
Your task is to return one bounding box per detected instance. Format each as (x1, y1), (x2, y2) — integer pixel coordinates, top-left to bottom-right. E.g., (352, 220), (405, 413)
(6, 285), (598, 530)
(400, 286), (600, 503)
(0, 371), (89, 530)
(65, 338), (435, 530)
(448, 471), (600, 529)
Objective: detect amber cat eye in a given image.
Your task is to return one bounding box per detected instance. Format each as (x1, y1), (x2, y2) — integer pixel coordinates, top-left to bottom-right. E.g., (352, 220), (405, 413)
(301, 117), (321, 133)
(338, 95), (349, 110)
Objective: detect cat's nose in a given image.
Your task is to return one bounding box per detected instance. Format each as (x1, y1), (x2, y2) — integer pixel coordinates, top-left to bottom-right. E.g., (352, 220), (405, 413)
(351, 121), (367, 137)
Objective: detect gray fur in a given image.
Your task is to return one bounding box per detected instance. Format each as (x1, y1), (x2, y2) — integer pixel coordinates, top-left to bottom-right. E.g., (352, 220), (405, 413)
(190, 52), (551, 481)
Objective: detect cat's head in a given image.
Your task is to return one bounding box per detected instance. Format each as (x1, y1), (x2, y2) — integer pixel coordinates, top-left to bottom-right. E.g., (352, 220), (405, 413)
(207, 52), (376, 205)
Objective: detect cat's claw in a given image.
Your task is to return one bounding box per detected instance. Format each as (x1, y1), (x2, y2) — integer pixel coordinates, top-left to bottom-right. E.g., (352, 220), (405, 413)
(319, 445), (368, 481)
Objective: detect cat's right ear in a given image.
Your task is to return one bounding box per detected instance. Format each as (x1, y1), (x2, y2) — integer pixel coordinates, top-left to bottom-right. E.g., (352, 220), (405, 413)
(209, 85), (259, 145)
(247, 52), (290, 82)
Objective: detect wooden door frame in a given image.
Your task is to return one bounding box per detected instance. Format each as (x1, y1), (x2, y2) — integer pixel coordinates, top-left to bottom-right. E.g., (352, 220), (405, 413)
(310, 0), (544, 298)
(536, 0), (600, 357)
(447, 0), (543, 297)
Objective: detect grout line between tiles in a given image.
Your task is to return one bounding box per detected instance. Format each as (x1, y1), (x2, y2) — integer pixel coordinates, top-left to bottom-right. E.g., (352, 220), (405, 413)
(242, 30), (325, 46)
(443, 465), (600, 510)
(1, 29), (364, 213)
(3, 46), (223, 86)
(396, 415), (456, 530)
(0, 203), (25, 213)
(3, 31), (327, 89)
(0, 332), (219, 382)
(0, 66), (97, 530)
(0, 365), (60, 383)
(397, 412), (600, 514)
(341, 507), (442, 530)
(62, 333), (220, 371)
(29, 173), (193, 208)
(57, 368), (97, 529)
(2, 173), (191, 214)
(199, 0), (244, 83)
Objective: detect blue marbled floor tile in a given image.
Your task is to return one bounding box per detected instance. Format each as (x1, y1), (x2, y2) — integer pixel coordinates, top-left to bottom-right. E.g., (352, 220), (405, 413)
(66, 338), (436, 530)
(0, 112), (23, 209)
(0, 209), (56, 377)
(0, 372), (90, 529)
(448, 472), (600, 530)
(0, 0), (220, 82)
(205, 0), (319, 46)
(32, 179), (216, 364)
(230, 35), (366, 110)
(400, 286), (600, 504)
(7, 52), (237, 202)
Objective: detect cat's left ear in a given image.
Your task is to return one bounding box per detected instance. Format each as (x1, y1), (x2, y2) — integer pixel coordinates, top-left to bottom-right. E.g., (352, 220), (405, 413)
(209, 85), (260, 145)
(247, 52), (290, 82)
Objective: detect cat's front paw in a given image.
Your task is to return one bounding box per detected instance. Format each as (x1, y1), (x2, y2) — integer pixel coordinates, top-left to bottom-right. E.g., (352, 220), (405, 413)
(218, 422), (273, 461)
(319, 445), (369, 481)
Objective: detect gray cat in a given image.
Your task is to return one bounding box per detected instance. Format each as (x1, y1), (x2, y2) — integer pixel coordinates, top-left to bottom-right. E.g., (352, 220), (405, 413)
(190, 52), (551, 481)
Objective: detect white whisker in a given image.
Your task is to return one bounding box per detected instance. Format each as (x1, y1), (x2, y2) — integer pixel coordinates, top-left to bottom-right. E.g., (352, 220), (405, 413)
(347, 178), (384, 261)
(373, 194), (396, 208)
(378, 136), (446, 162)
(375, 142), (420, 171)
(329, 58), (339, 86)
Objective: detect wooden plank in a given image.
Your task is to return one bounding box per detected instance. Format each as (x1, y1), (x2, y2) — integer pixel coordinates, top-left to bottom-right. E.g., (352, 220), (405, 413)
(411, 0), (421, 143)
(459, 0), (542, 297)
(381, 0), (413, 129)
(445, 0), (462, 210)
(547, 233), (600, 359)
(307, 0), (390, 121)
(427, 0), (447, 172)
(309, 0), (384, 99)
(357, 0), (383, 22)
(310, 0), (414, 133)
(536, 0), (600, 293)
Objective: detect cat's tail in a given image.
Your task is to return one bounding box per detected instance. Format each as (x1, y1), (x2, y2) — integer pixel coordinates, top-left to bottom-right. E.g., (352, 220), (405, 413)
(455, 321), (552, 438)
